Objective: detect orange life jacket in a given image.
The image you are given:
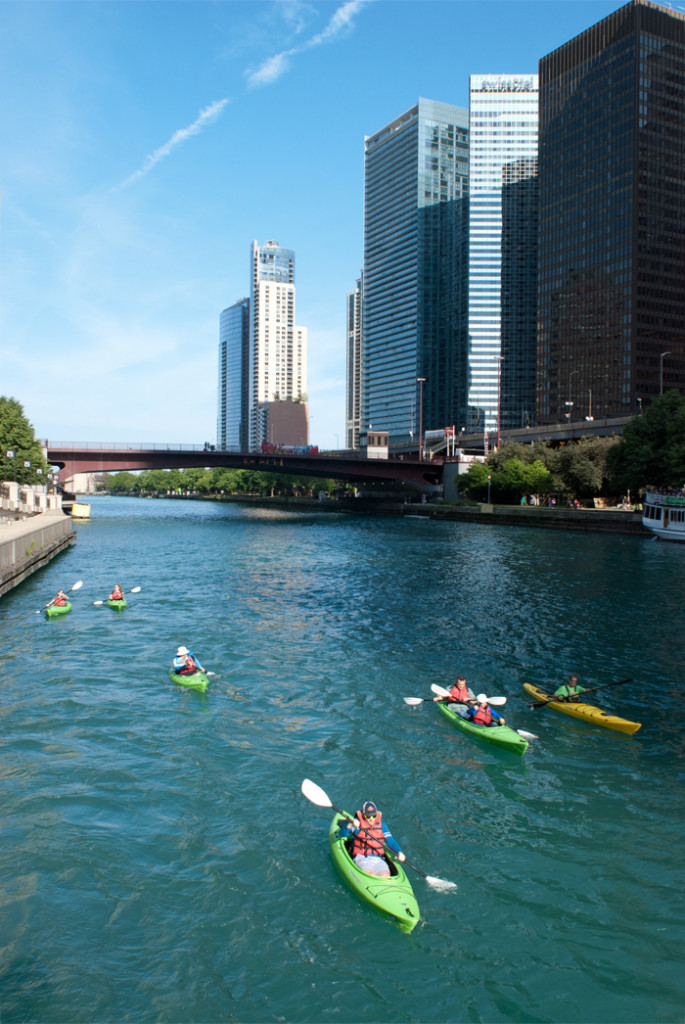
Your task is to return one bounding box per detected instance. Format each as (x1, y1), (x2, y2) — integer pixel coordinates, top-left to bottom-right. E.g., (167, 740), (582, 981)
(472, 705), (492, 725)
(351, 810), (385, 858)
(450, 683), (471, 702)
(178, 655), (197, 675)
(54, 595), (67, 606)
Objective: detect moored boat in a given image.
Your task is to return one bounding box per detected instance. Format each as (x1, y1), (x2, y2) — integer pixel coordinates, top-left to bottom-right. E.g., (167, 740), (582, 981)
(328, 814), (419, 932)
(436, 700), (528, 755)
(46, 601), (72, 618)
(169, 668), (209, 692)
(523, 683), (641, 734)
(642, 490), (685, 542)
(107, 598), (128, 611)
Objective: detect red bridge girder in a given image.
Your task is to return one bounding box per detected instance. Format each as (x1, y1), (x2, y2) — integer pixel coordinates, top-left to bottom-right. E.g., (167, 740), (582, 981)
(47, 446), (443, 489)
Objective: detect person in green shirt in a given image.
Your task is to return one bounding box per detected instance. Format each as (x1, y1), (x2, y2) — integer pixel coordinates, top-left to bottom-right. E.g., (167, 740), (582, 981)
(554, 673), (587, 702)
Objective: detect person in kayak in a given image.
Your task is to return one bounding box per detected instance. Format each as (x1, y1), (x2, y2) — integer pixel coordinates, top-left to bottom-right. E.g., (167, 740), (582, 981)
(172, 646), (205, 676)
(338, 801), (407, 878)
(109, 584), (124, 601)
(554, 673), (587, 702)
(466, 694), (506, 727)
(433, 676), (475, 716)
(48, 589), (68, 608)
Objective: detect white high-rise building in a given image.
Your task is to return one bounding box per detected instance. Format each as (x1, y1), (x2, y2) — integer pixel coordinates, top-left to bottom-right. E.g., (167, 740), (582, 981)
(468, 74), (539, 434)
(248, 240), (308, 450)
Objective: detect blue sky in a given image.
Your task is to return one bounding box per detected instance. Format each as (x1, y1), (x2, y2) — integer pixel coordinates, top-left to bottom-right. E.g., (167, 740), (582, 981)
(0, 0), (627, 448)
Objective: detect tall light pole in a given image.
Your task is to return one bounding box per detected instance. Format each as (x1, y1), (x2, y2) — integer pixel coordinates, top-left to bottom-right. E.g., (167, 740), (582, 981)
(660, 351), (671, 395)
(416, 377), (426, 460)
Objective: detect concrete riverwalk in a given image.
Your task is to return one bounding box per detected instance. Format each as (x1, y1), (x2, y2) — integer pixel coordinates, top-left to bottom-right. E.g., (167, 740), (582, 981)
(0, 511), (76, 599)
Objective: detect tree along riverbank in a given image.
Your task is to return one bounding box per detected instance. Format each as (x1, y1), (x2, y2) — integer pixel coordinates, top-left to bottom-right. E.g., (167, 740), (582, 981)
(144, 492), (650, 536)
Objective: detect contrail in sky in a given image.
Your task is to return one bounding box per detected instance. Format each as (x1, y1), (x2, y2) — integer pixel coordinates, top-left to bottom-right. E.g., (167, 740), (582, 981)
(246, 0), (370, 88)
(120, 99), (230, 187)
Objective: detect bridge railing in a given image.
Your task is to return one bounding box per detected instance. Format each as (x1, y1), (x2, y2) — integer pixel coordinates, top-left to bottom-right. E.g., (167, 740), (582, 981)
(44, 441), (227, 452)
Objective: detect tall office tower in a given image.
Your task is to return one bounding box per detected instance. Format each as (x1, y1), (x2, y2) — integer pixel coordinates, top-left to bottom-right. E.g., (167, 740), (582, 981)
(362, 98), (469, 446)
(537, 0), (685, 424)
(249, 240), (308, 449)
(468, 74), (539, 435)
(217, 297), (250, 450)
(346, 274), (363, 449)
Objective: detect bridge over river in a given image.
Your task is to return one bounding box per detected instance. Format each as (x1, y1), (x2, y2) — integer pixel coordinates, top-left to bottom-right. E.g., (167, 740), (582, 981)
(46, 443), (444, 490)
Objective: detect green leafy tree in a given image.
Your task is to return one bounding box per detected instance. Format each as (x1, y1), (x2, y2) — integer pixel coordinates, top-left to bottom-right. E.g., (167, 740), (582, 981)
(608, 390), (685, 491)
(552, 436), (618, 497)
(106, 471), (139, 493)
(0, 396), (49, 484)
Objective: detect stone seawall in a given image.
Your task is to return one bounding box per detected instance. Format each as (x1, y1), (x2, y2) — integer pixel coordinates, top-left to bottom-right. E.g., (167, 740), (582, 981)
(199, 494), (650, 536)
(0, 512), (76, 599)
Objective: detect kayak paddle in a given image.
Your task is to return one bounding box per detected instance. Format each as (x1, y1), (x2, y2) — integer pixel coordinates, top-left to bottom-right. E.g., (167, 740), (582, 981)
(93, 585), (141, 606)
(528, 677), (633, 710)
(38, 580), (82, 613)
(430, 683), (507, 706)
(301, 778), (457, 891)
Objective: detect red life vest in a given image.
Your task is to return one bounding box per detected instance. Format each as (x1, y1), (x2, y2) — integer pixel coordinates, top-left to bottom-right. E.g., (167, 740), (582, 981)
(54, 595), (67, 606)
(178, 655), (197, 675)
(351, 810), (385, 858)
(450, 683), (471, 702)
(472, 705), (492, 725)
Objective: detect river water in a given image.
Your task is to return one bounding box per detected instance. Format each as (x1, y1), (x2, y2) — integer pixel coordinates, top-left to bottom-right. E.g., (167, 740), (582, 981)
(1, 496), (683, 1023)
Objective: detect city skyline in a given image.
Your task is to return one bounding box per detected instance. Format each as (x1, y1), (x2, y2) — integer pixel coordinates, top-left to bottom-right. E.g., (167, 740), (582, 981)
(0, 0), (634, 447)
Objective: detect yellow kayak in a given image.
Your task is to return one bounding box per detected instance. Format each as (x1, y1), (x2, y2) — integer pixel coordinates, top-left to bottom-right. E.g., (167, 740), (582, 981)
(523, 683), (641, 735)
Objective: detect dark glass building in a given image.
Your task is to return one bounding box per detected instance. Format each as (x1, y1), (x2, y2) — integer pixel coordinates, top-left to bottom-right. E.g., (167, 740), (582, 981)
(537, 0), (685, 423)
(362, 99), (469, 445)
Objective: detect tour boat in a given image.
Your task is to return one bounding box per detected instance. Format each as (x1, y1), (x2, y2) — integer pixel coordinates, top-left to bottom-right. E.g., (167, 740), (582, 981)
(642, 491), (685, 542)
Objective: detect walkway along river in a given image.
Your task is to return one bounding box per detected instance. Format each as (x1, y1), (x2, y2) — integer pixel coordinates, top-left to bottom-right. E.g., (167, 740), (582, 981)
(0, 496), (682, 1023)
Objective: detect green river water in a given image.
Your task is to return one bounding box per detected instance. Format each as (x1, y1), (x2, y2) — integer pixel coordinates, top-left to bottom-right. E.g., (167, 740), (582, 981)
(1, 496), (683, 1023)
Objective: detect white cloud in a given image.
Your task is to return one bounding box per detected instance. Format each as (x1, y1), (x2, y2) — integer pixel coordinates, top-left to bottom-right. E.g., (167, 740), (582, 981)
(246, 0), (369, 88)
(119, 99), (230, 188)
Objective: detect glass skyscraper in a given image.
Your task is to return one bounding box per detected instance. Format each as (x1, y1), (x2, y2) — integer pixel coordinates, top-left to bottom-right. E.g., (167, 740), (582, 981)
(362, 98), (469, 445)
(346, 274), (363, 450)
(468, 74), (539, 434)
(217, 297), (249, 450)
(537, 0), (685, 423)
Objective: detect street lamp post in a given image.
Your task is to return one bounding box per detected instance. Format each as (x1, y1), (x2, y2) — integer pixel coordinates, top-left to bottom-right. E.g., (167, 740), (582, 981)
(660, 351), (671, 395)
(566, 369), (579, 421)
(487, 474), (492, 504)
(416, 377), (426, 460)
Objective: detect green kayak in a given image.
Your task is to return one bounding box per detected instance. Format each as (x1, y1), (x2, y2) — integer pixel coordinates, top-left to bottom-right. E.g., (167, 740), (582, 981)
(328, 814), (420, 932)
(169, 668), (209, 692)
(107, 598), (127, 611)
(46, 602), (72, 619)
(436, 700), (528, 756)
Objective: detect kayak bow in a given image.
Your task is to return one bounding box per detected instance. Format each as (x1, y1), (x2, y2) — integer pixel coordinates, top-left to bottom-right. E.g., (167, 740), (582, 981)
(436, 700), (528, 755)
(169, 668), (209, 692)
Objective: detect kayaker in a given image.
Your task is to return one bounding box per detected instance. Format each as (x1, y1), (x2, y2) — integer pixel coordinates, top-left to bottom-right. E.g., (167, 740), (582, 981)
(433, 675), (475, 706)
(172, 645), (205, 676)
(554, 673), (587, 702)
(338, 801), (407, 878)
(47, 589), (68, 608)
(466, 694), (506, 727)
(109, 584), (124, 601)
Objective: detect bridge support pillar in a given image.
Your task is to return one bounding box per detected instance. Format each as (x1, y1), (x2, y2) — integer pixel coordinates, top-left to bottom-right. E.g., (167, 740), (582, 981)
(443, 463), (463, 502)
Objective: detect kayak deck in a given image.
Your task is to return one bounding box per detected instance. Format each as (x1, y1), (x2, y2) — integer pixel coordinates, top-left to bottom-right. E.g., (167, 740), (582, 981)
(328, 815), (419, 933)
(107, 598), (128, 611)
(523, 683), (641, 734)
(169, 668), (209, 692)
(436, 700), (528, 755)
(46, 602), (72, 618)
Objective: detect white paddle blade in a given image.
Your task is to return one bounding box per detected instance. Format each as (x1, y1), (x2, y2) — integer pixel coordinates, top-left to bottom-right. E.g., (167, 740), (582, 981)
(301, 778), (333, 808)
(488, 696), (507, 706)
(71, 581), (83, 591)
(426, 875), (458, 891)
(403, 697), (425, 705)
(517, 729), (538, 741)
(130, 586), (141, 593)
(431, 684), (452, 697)
(93, 600), (104, 606)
